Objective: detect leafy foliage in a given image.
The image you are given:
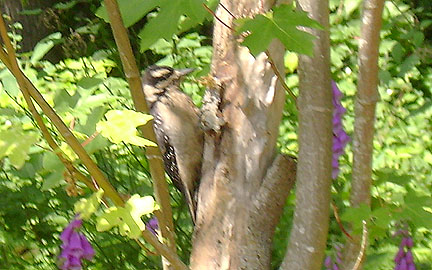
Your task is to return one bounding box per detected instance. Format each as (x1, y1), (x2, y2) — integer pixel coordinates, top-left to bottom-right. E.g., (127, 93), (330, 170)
(96, 0), (217, 52)
(236, 4), (322, 56)
(1, 0), (432, 269)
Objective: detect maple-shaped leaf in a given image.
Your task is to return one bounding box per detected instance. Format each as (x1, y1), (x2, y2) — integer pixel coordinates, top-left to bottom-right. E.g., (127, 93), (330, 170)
(96, 195), (156, 239)
(138, 0), (208, 51)
(236, 4), (323, 56)
(340, 203), (371, 233)
(96, 110), (156, 147)
(398, 189), (432, 229)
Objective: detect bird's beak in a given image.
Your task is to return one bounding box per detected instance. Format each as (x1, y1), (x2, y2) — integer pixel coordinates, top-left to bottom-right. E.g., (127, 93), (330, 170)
(175, 68), (195, 77)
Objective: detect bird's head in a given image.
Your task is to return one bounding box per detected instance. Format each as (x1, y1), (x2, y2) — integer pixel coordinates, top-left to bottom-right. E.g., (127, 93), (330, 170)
(143, 65), (194, 90)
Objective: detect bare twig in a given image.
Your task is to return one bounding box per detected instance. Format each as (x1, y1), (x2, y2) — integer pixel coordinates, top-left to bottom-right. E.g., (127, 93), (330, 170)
(265, 50), (297, 106)
(331, 202), (353, 240)
(203, 3), (234, 31)
(352, 221), (368, 270)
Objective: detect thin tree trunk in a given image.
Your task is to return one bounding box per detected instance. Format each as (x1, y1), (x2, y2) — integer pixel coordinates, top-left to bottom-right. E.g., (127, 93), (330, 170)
(280, 0), (333, 269)
(341, 0), (385, 269)
(190, 1), (296, 269)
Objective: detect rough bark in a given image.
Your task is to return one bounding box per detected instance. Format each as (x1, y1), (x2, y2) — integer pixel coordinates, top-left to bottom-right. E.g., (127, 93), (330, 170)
(190, 1), (296, 269)
(341, 0), (385, 269)
(280, 0), (333, 269)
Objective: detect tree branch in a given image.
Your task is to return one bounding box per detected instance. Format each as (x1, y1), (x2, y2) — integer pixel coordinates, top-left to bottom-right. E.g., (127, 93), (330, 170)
(102, 0), (178, 262)
(0, 10), (186, 269)
(244, 154), (296, 268)
(341, 0), (385, 269)
(0, 13), (124, 206)
(280, 0), (333, 269)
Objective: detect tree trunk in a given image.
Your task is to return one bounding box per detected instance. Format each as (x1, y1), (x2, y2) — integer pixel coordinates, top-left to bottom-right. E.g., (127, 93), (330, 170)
(1, 0), (58, 51)
(190, 0), (296, 269)
(280, 0), (333, 269)
(341, 0), (385, 269)
(1, 0), (62, 61)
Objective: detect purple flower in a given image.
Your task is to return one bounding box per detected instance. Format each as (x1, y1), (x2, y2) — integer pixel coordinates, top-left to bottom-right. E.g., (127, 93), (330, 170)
(146, 217), (159, 235)
(331, 81), (350, 179)
(394, 231), (416, 270)
(395, 249), (405, 263)
(59, 217), (94, 270)
(324, 243), (343, 270)
(324, 256), (332, 267)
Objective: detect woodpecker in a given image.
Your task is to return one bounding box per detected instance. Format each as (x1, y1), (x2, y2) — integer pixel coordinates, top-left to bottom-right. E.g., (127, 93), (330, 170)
(142, 65), (203, 223)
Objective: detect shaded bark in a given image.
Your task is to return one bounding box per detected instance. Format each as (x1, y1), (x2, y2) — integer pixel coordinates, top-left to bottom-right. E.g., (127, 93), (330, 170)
(280, 0), (333, 269)
(1, 0), (58, 51)
(190, 1), (296, 269)
(341, 0), (385, 269)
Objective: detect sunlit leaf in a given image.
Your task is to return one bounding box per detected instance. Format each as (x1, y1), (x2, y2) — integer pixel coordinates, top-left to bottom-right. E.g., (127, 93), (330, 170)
(96, 195), (156, 239)
(0, 128), (38, 169)
(75, 189), (104, 220)
(96, 110), (156, 147)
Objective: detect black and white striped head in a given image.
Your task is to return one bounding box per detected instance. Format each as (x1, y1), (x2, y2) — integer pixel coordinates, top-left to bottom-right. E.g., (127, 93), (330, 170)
(143, 65), (194, 90)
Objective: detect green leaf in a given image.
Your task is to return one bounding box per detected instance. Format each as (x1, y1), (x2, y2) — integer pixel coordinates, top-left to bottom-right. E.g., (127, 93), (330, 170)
(400, 190), (432, 229)
(149, 38), (173, 55)
(412, 31), (424, 47)
(379, 70), (392, 85)
(0, 70), (19, 97)
(77, 77), (104, 89)
(96, 110), (156, 147)
(74, 189), (104, 220)
(54, 1), (78, 10)
(371, 207), (392, 229)
(374, 169), (411, 186)
(398, 54), (420, 77)
(341, 203), (371, 233)
(19, 9), (43, 15)
(391, 43), (404, 63)
(343, 0), (362, 17)
(0, 128), (38, 169)
(42, 151), (64, 171)
(41, 170), (64, 191)
(96, 0), (159, 28)
(96, 195), (155, 239)
(139, 0), (206, 51)
(30, 32), (62, 65)
(235, 4), (321, 56)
